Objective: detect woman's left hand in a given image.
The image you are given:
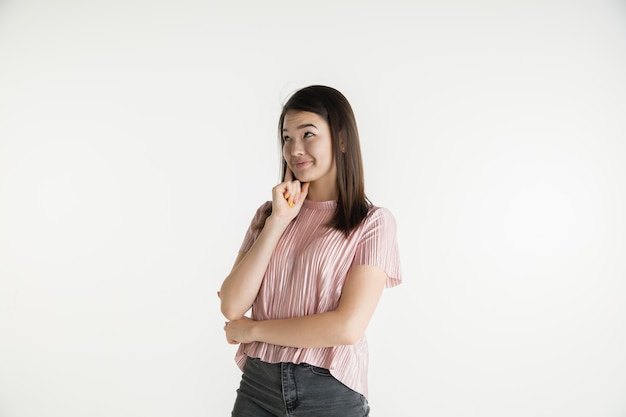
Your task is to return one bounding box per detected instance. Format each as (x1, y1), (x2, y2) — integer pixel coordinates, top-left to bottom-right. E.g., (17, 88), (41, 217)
(224, 316), (255, 345)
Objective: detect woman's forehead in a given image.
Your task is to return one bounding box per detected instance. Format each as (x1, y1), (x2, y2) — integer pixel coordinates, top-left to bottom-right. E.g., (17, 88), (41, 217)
(283, 111), (327, 130)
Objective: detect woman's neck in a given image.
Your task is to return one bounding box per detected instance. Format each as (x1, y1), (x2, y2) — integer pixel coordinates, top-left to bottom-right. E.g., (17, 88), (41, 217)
(306, 181), (338, 202)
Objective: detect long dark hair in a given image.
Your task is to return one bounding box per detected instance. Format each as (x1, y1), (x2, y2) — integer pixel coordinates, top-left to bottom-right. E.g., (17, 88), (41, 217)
(257, 85), (372, 236)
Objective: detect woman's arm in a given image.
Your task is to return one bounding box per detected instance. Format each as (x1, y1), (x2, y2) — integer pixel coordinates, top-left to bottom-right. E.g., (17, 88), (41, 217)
(224, 265), (388, 347)
(219, 215), (291, 320)
(220, 172), (309, 320)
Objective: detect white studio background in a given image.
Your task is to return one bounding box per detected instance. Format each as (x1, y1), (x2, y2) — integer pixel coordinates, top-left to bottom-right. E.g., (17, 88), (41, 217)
(1, 1), (625, 416)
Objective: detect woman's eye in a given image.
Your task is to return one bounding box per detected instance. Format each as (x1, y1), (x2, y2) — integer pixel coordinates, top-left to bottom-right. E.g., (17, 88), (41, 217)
(303, 132), (313, 138)
(283, 136), (291, 142)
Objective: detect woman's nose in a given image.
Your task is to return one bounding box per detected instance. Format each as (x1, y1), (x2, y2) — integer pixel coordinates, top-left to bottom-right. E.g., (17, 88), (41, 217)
(290, 140), (305, 156)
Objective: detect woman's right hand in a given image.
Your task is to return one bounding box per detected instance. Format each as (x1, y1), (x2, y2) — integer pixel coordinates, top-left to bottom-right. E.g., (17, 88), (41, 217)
(270, 167), (309, 223)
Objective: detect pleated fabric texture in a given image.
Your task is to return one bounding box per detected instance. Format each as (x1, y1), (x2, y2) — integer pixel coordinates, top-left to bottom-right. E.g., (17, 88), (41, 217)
(234, 198), (402, 399)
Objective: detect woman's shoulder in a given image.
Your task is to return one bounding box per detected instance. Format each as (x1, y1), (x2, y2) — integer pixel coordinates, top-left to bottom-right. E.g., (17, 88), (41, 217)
(247, 201), (272, 226)
(360, 205), (398, 231)
(255, 200), (272, 212)
(367, 205), (396, 220)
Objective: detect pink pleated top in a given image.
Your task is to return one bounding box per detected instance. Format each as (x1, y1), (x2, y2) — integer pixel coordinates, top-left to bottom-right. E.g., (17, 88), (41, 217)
(235, 199), (402, 398)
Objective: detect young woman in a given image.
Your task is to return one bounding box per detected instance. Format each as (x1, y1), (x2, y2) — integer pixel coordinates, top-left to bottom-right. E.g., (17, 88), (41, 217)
(219, 85), (402, 417)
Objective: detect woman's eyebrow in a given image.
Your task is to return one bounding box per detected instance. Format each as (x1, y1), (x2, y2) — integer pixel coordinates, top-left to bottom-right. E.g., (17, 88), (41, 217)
(283, 123), (318, 132)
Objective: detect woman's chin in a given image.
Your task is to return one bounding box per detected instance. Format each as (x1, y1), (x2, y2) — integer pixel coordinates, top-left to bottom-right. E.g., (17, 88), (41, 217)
(294, 174), (315, 183)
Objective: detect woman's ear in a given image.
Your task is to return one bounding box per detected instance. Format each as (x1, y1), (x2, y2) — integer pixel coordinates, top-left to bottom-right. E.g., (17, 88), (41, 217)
(339, 131), (346, 153)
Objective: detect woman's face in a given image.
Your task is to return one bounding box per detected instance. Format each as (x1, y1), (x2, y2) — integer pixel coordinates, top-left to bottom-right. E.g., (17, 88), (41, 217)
(282, 110), (337, 198)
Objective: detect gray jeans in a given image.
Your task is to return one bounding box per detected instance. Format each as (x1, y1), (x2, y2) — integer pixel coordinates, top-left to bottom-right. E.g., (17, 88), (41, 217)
(231, 356), (370, 417)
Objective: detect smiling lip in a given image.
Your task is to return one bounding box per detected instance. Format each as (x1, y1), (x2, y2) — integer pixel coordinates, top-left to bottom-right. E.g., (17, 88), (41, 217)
(294, 161), (312, 169)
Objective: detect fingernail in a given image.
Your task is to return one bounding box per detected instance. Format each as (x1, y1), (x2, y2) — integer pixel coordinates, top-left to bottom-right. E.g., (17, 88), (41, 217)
(289, 200), (294, 207)
(284, 193), (290, 199)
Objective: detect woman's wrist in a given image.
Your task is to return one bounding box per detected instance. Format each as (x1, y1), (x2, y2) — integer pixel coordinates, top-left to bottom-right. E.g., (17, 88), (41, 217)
(265, 213), (293, 231)
(248, 319), (261, 343)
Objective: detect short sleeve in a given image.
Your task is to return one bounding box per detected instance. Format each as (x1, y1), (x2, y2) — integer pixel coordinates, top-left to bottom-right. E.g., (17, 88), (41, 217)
(351, 207), (402, 288)
(239, 201), (272, 253)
